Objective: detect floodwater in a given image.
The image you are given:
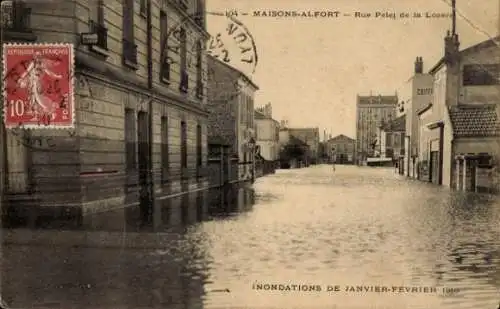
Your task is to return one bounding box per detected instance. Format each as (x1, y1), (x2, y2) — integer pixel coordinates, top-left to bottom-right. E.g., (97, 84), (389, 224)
(1, 165), (499, 309)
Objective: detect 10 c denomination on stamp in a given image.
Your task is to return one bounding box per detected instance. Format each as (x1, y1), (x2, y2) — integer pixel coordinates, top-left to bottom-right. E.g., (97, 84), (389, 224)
(2, 43), (75, 129)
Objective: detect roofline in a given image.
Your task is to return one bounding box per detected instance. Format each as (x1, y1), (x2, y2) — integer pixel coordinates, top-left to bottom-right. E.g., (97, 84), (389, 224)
(428, 58), (445, 75)
(287, 127), (320, 131)
(393, 114), (406, 121)
(460, 35), (500, 55)
(326, 134), (355, 141)
(207, 54), (259, 90)
(428, 35), (500, 75)
(417, 103), (433, 115)
(254, 109), (266, 117)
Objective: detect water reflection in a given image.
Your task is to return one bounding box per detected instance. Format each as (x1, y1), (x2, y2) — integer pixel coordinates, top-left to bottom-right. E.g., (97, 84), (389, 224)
(1, 184), (255, 309)
(2, 165), (500, 309)
(207, 184), (255, 218)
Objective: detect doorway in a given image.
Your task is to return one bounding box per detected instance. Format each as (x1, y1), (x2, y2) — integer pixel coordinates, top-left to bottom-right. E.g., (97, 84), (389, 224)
(137, 111), (151, 222)
(430, 151), (439, 184)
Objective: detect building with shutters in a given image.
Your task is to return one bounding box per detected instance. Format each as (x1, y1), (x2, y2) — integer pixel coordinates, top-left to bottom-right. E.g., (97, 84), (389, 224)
(1, 0), (210, 224)
(206, 55), (259, 182)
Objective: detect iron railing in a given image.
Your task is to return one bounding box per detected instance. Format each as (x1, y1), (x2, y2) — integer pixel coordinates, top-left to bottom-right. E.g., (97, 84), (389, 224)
(196, 81), (203, 98)
(179, 70), (189, 93)
(89, 20), (108, 50)
(160, 58), (170, 81)
(122, 38), (138, 66)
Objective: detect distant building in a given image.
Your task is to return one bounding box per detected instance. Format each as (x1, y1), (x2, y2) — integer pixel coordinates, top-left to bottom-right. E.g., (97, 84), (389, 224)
(286, 127), (320, 164)
(355, 94), (398, 164)
(254, 103), (280, 162)
(324, 134), (356, 164)
(278, 127), (290, 146)
(377, 115), (406, 172)
(207, 55), (259, 182)
(398, 57), (434, 178)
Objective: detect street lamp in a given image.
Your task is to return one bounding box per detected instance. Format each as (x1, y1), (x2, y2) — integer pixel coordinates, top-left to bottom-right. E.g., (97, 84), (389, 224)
(247, 137), (256, 183)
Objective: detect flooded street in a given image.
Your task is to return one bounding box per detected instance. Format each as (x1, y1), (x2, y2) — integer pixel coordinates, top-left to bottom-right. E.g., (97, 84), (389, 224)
(2, 165), (500, 309)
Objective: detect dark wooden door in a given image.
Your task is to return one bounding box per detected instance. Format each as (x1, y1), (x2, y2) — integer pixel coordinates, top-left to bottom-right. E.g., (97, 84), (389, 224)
(137, 111), (151, 221)
(430, 151), (439, 184)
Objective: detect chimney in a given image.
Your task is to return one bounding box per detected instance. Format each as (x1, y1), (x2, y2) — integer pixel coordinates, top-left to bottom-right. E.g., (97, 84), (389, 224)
(414, 56), (423, 74)
(444, 0), (460, 65)
(444, 31), (460, 65)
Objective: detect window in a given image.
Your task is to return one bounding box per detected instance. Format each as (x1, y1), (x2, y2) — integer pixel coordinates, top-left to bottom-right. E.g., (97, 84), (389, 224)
(249, 97), (254, 127)
(386, 132), (392, 147)
(160, 11), (170, 82)
(196, 124), (202, 176)
(181, 121), (187, 168)
(140, 0), (147, 16)
(196, 42), (203, 98)
(124, 108), (136, 171)
(393, 132), (400, 147)
(88, 0), (107, 51)
(122, 0), (137, 67)
(463, 64), (500, 86)
(194, 0), (204, 27)
(180, 28), (187, 70)
(161, 117), (169, 183)
(179, 28), (188, 92)
(137, 111), (149, 176)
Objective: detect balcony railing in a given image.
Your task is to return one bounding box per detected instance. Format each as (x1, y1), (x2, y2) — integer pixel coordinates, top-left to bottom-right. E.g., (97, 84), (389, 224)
(179, 70), (189, 93)
(89, 20), (108, 51)
(122, 38), (138, 68)
(194, 15), (204, 28)
(1, 2), (36, 41)
(196, 81), (203, 98)
(160, 58), (170, 82)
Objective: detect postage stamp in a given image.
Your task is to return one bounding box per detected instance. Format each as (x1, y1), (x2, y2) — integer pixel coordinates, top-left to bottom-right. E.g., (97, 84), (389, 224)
(2, 43), (75, 129)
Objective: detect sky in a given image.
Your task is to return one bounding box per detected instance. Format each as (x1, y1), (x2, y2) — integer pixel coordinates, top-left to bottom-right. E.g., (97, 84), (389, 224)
(206, 0), (499, 140)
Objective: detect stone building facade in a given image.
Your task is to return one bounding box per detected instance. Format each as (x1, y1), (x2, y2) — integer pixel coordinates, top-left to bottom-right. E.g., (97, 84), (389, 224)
(206, 55), (258, 182)
(1, 0), (210, 222)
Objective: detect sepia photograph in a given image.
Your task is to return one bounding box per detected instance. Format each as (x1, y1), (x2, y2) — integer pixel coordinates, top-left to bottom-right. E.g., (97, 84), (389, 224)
(0, 0), (499, 308)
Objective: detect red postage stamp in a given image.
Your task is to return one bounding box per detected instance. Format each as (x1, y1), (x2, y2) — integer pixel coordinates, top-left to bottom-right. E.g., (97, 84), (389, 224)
(2, 43), (74, 129)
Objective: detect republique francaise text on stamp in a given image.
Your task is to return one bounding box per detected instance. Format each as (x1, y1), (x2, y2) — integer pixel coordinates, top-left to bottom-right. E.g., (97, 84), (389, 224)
(2, 43), (75, 129)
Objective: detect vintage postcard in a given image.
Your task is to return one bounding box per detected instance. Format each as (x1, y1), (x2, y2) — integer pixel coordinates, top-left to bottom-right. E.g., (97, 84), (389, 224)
(0, 0), (499, 309)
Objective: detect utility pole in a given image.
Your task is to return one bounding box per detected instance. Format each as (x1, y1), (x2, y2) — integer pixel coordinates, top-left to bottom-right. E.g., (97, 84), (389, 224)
(451, 0), (456, 35)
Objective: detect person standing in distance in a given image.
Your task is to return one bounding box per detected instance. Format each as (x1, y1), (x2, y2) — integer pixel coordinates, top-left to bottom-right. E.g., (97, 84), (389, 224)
(331, 147), (337, 172)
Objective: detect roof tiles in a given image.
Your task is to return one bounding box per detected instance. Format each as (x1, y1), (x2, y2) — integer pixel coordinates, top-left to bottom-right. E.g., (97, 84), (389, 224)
(449, 104), (500, 137)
